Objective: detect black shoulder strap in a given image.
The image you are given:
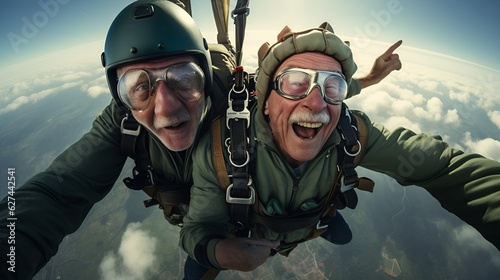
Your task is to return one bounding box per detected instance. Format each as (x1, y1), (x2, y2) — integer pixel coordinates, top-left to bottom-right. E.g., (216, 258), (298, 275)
(119, 111), (191, 226)
(120, 112), (141, 158)
(232, 0), (250, 66)
(333, 104), (374, 210)
(219, 0), (254, 238)
(120, 112), (156, 190)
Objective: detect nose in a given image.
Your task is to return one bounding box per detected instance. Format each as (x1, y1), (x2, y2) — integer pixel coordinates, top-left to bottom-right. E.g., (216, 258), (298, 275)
(152, 81), (183, 115)
(302, 86), (327, 112)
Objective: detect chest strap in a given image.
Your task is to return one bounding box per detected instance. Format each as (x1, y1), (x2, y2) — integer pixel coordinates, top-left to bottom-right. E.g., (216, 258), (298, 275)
(225, 65), (254, 237)
(211, 105), (374, 248)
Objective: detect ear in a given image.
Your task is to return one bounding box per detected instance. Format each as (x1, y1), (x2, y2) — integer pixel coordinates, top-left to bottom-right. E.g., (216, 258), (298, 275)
(264, 99), (270, 116)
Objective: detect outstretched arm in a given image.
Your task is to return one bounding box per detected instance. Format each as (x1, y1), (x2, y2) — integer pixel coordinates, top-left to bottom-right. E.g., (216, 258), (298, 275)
(359, 40), (403, 89)
(0, 102), (127, 279)
(214, 238), (279, 271)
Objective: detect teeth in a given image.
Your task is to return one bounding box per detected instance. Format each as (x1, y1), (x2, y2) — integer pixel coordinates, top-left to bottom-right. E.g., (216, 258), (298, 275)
(296, 122), (322, 128)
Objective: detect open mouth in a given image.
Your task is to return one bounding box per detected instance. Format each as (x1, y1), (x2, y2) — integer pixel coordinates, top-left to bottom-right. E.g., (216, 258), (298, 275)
(163, 121), (188, 130)
(292, 122), (322, 139)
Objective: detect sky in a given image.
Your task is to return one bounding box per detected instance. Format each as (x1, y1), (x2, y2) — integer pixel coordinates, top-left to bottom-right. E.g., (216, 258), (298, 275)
(1, 0), (499, 71)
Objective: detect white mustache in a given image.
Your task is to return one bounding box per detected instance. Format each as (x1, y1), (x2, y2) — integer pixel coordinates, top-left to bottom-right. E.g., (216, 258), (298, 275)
(289, 111), (330, 124)
(154, 113), (191, 129)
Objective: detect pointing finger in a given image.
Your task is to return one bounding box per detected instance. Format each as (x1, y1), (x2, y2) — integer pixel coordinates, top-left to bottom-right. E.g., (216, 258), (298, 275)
(382, 40), (403, 58)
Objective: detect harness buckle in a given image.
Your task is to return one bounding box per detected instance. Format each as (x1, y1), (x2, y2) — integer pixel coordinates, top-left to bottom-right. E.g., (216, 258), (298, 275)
(340, 175), (357, 192)
(226, 184), (255, 205)
(121, 115), (141, 136)
(226, 84), (250, 129)
(316, 219), (329, 230)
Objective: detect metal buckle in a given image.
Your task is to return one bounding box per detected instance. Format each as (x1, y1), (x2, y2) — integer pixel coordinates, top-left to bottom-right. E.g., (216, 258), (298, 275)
(340, 175), (357, 192)
(316, 219), (329, 230)
(121, 116), (141, 136)
(226, 84), (250, 129)
(226, 184), (255, 204)
(343, 140), (361, 157)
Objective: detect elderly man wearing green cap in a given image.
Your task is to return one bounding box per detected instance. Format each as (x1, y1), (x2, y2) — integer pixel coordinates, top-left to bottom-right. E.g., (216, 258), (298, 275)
(179, 22), (500, 275)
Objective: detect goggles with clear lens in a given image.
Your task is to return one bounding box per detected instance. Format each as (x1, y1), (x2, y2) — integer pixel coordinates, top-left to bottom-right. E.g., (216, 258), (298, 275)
(272, 68), (347, 105)
(117, 62), (205, 111)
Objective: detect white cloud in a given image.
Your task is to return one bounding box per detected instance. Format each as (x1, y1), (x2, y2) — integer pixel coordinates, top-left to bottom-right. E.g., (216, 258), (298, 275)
(81, 75), (108, 98)
(390, 99), (415, 116)
(1, 62), (103, 115)
(417, 79), (439, 92)
(99, 222), (158, 280)
(432, 218), (499, 265)
(463, 132), (500, 161)
(444, 109), (460, 125)
(487, 110), (500, 129)
(87, 85), (109, 98)
(452, 224), (500, 266)
(413, 97), (443, 122)
(0, 81), (82, 115)
(383, 116), (422, 134)
(426, 97), (443, 121)
(58, 71), (93, 82)
(11, 81), (31, 95)
(449, 89), (470, 104)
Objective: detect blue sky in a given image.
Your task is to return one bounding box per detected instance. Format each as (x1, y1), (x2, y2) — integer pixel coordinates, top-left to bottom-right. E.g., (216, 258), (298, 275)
(1, 0), (499, 70)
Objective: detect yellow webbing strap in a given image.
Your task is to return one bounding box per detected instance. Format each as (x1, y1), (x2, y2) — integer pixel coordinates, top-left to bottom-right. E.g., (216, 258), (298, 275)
(203, 120), (228, 280)
(201, 268), (221, 280)
(352, 111), (368, 166)
(211, 117), (231, 189)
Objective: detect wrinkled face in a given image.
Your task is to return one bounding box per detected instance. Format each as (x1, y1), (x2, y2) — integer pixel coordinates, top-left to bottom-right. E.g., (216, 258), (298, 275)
(264, 52), (342, 167)
(118, 56), (206, 151)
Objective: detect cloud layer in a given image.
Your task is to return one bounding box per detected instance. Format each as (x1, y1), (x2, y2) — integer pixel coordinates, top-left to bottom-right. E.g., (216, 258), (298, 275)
(0, 41), (106, 116)
(99, 222), (158, 280)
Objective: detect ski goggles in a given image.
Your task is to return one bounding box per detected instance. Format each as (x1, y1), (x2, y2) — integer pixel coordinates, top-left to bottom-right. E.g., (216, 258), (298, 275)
(272, 68), (348, 105)
(118, 62), (205, 111)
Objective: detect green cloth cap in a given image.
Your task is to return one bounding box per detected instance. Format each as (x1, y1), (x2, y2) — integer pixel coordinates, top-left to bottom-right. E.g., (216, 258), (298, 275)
(255, 22), (358, 110)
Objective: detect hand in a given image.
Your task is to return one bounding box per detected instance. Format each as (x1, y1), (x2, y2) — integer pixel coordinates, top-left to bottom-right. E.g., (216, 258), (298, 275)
(359, 40), (403, 88)
(214, 237), (280, 271)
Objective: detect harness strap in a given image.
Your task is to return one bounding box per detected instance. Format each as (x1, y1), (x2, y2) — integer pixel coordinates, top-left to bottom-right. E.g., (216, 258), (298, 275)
(333, 104), (375, 210)
(226, 85), (255, 237)
(120, 113), (141, 158)
(223, 0), (253, 237)
(200, 268), (222, 280)
(211, 117), (231, 188)
(121, 113), (155, 191)
(232, 0), (250, 66)
(211, 0), (230, 45)
(353, 111), (367, 166)
(210, 106), (374, 257)
(352, 111), (374, 193)
(120, 111), (190, 226)
(142, 184), (190, 226)
(251, 207), (325, 234)
(203, 2), (251, 276)
(269, 108), (374, 256)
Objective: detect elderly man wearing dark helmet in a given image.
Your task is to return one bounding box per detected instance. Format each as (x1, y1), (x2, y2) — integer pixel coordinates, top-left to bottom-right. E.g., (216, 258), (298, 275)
(0, 1), (404, 279)
(180, 22), (500, 276)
